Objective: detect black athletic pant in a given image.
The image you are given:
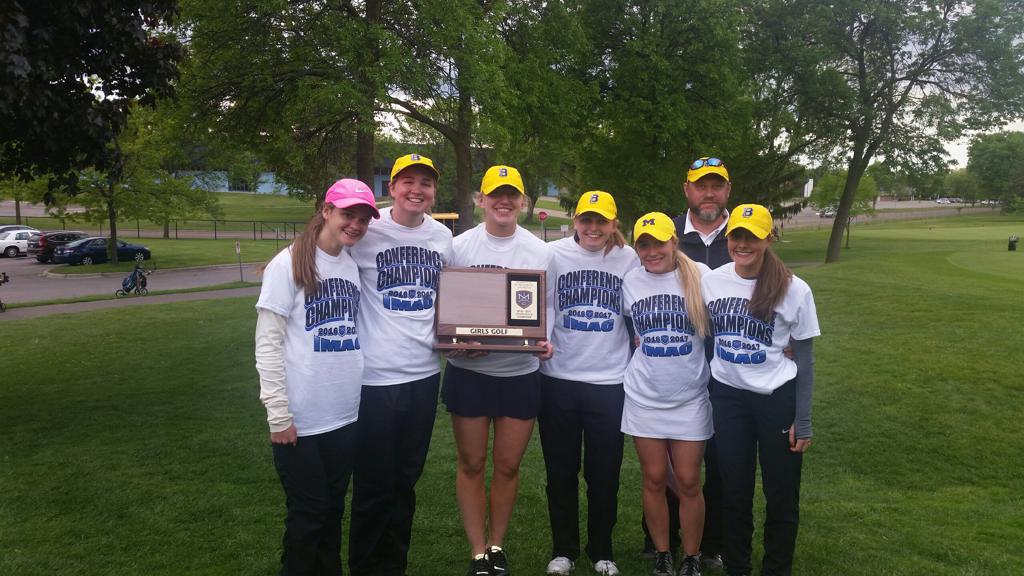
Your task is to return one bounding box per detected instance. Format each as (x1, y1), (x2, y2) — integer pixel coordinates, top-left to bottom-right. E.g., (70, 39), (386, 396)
(348, 374), (441, 576)
(701, 423), (724, 556)
(711, 378), (802, 576)
(538, 375), (625, 563)
(272, 423), (356, 576)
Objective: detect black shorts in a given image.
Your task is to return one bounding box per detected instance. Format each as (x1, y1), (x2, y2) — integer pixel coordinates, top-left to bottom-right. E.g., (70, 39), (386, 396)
(441, 363), (541, 420)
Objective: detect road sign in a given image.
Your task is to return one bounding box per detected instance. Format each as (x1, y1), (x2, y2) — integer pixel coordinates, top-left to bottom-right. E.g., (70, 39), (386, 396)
(538, 211), (548, 221)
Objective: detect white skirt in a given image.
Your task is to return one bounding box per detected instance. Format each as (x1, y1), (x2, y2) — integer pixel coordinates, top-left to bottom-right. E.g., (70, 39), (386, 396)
(621, 392), (713, 441)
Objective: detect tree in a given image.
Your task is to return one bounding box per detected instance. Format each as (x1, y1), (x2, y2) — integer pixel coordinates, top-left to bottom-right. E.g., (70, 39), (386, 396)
(489, 0), (595, 223)
(944, 168), (982, 204)
(70, 167), (135, 264)
(383, 0), (512, 231)
(573, 0), (752, 226)
(64, 103), (222, 262)
(748, 0), (1024, 262)
(0, 174), (49, 225)
(179, 0), (409, 196)
(0, 1), (181, 185)
(967, 131), (1024, 207)
(121, 105), (222, 238)
(811, 170), (877, 248)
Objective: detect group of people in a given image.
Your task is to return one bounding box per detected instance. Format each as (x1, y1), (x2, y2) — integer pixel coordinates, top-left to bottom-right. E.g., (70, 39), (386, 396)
(254, 153), (820, 576)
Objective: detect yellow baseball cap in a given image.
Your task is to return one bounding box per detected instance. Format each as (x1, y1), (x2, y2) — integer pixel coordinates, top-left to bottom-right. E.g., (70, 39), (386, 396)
(633, 212), (676, 242)
(390, 153), (440, 181)
(726, 204), (773, 239)
(686, 156), (730, 183)
(575, 190), (617, 220)
(481, 165), (525, 195)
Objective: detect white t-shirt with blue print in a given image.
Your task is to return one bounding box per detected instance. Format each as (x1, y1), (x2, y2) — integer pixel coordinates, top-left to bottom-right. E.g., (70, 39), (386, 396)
(256, 246), (363, 436)
(701, 262), (820, 394)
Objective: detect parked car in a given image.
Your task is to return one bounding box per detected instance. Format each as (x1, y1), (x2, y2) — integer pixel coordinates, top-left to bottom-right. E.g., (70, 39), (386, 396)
(1, 229), (33, 257)
(52, 237), (152, 265)
(817, 206), (837, 218)
(0, 224), (39, 235)
(28, 231), (89, 263)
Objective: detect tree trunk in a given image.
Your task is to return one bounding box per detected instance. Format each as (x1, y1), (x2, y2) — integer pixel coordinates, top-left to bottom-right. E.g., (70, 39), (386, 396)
(825, 156), (870, 262)
(107, 185), (119, 265)
(163, 220), (170, 239)
(354, 0), (381, 190)
(356, 128), (375, 190)
(523, 174), (540, 224)
(454, 89), (475, 234)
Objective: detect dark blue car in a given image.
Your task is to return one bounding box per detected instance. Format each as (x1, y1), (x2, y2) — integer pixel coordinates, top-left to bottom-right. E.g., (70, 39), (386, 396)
(52, 237), (152, 265)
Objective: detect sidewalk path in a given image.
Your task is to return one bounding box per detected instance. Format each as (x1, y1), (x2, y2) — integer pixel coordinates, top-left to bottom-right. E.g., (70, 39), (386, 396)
(1, 286), (261, 321)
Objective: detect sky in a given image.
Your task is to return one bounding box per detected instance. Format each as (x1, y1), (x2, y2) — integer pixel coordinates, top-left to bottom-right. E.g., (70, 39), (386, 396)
(944, 119), (1024, 167)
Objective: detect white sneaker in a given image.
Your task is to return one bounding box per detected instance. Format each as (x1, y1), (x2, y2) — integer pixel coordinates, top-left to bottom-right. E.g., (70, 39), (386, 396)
(594, 559), (620, 575)
(546, 556), (574, 575)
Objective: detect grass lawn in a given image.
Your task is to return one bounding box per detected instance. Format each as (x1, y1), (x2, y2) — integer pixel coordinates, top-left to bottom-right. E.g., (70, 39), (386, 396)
(2, 214), (1022, 575)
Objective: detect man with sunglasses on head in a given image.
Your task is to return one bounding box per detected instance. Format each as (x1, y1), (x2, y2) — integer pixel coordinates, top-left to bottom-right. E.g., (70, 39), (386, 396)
(639, 156), (732, 570)
(673, 157), (732, 269)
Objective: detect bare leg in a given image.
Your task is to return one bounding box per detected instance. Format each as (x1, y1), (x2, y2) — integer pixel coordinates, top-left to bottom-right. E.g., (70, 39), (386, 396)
(669, 440), (706, 557)
(452, 415), (492, 555)
(486, 416), (535, 547)
(634, 436), (672, 552)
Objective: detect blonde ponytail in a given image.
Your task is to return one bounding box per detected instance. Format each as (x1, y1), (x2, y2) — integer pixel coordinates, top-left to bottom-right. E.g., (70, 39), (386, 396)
(673, 249), (709, 339)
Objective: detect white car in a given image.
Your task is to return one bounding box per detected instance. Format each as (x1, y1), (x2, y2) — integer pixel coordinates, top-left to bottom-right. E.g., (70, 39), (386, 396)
(1, 229), (32, 257)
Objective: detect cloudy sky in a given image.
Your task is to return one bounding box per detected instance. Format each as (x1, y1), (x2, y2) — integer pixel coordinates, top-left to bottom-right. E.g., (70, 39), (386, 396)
(944, 119), (1024, 167)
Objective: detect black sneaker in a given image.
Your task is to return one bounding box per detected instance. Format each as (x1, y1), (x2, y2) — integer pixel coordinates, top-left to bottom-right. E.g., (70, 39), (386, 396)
(679, 554), (703, 576)
(701, 553), (723, 571)
(467, 554), (492, 576)
(652, 551), (674, 576)
(487, 545), (508, 575)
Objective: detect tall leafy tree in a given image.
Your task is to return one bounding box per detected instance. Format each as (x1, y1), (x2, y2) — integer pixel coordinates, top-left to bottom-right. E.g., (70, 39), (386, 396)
(574, 0), (752, 226)
(0, 1), (181, 185)
(489, 0), (596, 222)
(967, 131), (1024, 207)
(179, 0), (405, 193)
(383, 0), (511, 230)
(748, 0), (1024, 262)
(122, 105), (222, 238)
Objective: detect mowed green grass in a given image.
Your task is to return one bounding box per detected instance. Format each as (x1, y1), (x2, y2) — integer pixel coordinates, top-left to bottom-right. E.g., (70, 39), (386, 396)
(2, 215), (1022, 575)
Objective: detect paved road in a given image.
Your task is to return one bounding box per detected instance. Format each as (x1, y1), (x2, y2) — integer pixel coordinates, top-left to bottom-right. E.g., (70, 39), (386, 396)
(0, 255), (262, 306)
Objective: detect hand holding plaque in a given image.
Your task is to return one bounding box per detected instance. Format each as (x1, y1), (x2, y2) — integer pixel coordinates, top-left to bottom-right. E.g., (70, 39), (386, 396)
(434, 267), (547, 353)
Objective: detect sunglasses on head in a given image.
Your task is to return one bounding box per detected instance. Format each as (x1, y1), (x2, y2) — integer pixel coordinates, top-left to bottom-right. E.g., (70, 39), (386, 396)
(690, 157), (725, 170)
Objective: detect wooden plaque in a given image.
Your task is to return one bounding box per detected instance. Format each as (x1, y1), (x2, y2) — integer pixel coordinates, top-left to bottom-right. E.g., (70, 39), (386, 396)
(435, 267), (547, 353)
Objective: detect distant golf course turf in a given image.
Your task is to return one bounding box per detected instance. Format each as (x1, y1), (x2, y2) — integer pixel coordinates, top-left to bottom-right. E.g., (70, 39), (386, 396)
(2, 214), (1021, 575)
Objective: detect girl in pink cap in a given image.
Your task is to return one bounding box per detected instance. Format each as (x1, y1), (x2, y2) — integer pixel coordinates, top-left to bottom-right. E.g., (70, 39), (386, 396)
(254, 179), (378, 575)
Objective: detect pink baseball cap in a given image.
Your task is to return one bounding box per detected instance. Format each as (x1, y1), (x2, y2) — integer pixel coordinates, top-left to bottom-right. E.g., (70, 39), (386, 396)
(324, 179), (380, 219)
